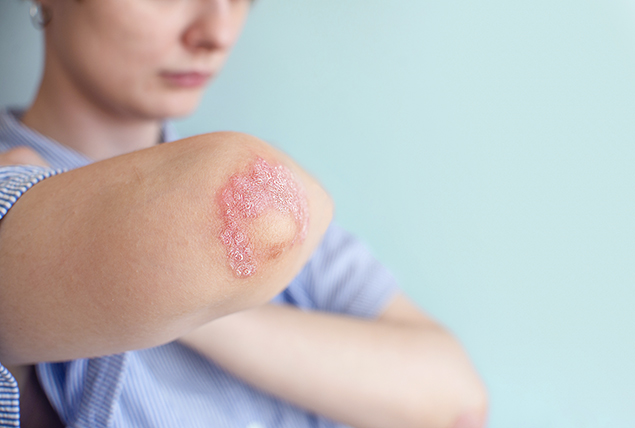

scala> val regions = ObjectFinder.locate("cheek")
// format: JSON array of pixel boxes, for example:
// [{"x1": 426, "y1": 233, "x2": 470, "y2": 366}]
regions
[
  {"x1": 70, "y1": 3, "x2": 184, "y2": 88},
  {"x1": 97, "y1": 11, "x2": 180, "y2": 73},
  {"x1": 53, "y1": 2, "x2": 194, "y2": 117}
]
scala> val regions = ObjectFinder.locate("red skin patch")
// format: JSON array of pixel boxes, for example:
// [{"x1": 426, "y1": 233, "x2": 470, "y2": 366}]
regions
[{"x1": 219, "y1": 157, "x2": 309, "y2": 277}]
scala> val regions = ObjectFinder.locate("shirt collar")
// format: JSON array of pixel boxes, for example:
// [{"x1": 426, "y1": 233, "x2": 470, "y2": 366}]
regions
[{"x1": 1, "y1": 108, "x2": 179, "y2": 169}]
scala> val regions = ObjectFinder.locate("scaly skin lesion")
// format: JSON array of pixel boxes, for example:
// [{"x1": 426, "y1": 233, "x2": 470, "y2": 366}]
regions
[{"x1": 217, "y1": 156, "x2": 309, "y2": 277}]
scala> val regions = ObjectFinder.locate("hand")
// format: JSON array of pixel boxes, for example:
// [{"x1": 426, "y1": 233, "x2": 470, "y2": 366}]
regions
[{"x1": 0, "y1": 147, "x2": 49, "y2": 167}]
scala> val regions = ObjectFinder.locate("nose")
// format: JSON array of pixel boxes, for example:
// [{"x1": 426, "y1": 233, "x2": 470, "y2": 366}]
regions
[{"x1": 182, "y1": 0, "x2": 244, "y2": 52}]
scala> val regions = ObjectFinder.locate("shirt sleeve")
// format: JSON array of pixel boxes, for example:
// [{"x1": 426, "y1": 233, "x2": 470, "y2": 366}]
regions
[
  {"x1": 273, "y1": 222, "x2": 401, "y2": 319},
  {"x1": 0, "y1": 166, "x2": 63, "y2": 427},
  {"x1": 0, "y1": 165, "x2": 64, "y2": 220},
  {"x1": 0, "y1": 365, "x2": 19, "y2": 427}
]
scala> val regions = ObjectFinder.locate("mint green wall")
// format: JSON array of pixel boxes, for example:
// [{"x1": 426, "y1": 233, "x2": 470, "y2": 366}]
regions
[{"x1": 2, "y1": 1, "x2": 634, "y2": 426}]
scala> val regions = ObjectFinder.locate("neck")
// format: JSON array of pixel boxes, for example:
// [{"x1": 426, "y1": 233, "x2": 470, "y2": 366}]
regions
[{"x1": 22, "y1": 51, "x2": 163, "y2": 162}]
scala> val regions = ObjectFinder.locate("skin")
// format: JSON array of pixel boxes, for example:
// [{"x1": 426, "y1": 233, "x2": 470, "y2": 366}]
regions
[
  {"x1": 218, "y1": 156, "x2": 310, "y2": 277},
  {"x1": 181, "y1": 296, "x2": 489, "y2": 428},
  {"x1": 23, "y1": 0, "x2": 252, "y2": 160},
  {"x1": 0, "y1": 132, "x2": 332, "y2": 364},
  {"x1": 1, "y1": 0, "x2": 488, "y2": 427}
]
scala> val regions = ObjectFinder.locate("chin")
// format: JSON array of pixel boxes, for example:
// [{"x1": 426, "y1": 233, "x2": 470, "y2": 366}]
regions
[
  {"x1": 148, "y1": 101, "x2": 199, "y2": 120},
  {"x1": 143, "y1": 93, "x2": 203, "y2": 120}
]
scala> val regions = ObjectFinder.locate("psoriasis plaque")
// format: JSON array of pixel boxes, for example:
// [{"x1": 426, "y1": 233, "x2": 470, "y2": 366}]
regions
[{"x1": 218, "y1": 157, "x2": 309, "y2": 277}]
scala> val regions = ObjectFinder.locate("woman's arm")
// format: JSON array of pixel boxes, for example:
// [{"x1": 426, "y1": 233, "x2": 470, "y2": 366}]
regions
[
  {"x1": 179, "y1": 295, "x2": 488, "y2": 428},
  {"x1": 0, "y1": 132, "x2": 333, "y2": 365}
]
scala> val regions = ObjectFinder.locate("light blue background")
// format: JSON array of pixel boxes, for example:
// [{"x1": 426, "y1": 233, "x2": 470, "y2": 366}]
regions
[{"x1": 2, "y1": 0, "x2": 634, "y2": 427}]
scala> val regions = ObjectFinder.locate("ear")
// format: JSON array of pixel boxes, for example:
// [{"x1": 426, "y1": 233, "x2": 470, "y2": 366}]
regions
[{"x1": 29, "y1": 0, "x2": 53, "y2": 29}]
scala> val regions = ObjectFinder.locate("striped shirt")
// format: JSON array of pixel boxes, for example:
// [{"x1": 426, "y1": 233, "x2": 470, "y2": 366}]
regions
[
  {"x1": 0, "y1": 365, "x2": 19, "y2": 428},
  {"x1": 0, "y1": 108, "x2": 399, "y2": 428}
]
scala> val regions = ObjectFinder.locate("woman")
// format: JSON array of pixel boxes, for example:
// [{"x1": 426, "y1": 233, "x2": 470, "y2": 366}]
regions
[{"x1": 0, "y1": 1, "x2": 487, "y2": 427}]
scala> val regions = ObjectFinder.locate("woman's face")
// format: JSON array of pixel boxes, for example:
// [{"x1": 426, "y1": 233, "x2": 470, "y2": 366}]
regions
[{"x1": 42, "y1": 0, "x2": 252, "y2": 119}]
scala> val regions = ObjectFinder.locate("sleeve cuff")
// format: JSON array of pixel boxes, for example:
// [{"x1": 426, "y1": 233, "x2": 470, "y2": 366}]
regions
[{"x1": 0, "y1": 166, "x2": 65, "y2": 220}]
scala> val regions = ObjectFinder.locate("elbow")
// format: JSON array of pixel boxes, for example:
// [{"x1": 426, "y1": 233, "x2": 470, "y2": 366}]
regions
[
  {"x1": 201, "y1": 132, "x2": 333, "y2": 308},
  {"x1": 451, "y1": 383, "x2": 489, "y2": 428},
  {"x1": 405, "y1": 331, "x2": 489, "y2": 428},
  {"x1": 408, "y1": 384, "x2": 488, "y2": 428},
  {"x1": 216, "y1": 155, "x2": 311, "y2": 278},
  {"x1": 437, "y1": 357, "x2": 488, "y2": 428},
  {"x1": 443, "y1": 336, "x2": 489, "y2": 428},
  {"x1": 121, "y1": 131, "x2": 333, "y2": 337}
]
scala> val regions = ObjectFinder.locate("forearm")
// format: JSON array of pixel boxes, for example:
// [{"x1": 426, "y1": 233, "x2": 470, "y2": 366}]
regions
[
  {"x1": 0, "y1": 132, "x2": 332, "y2": 364},
  {"x1": 180, "y1": 298, "x2": 488, "y2": 428}
]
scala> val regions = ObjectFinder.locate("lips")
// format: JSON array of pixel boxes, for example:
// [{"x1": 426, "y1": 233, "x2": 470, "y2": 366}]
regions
[{"x1": 160, "y1": 71, "x2": 212, "y2": 88}]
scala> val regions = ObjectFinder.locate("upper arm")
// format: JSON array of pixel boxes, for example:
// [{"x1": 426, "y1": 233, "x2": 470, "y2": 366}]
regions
[{"x1": 0, "y1": 132, "x2": 332, "y2": 364}]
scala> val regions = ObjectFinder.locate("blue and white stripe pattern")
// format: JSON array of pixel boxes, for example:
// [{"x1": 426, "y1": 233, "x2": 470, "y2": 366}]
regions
[
  {"x1": 0, "y1": 109, "x2": 66, "y2": 428},
  {"x1": 0, "y1": 166, "x2": 63, "y2": 218},
  {"x1": 0, "y1": 366, "x2": 19, "y2": 428},
  {"x1": 0, "y1": 108, "x2": 400, "y2": 427}
]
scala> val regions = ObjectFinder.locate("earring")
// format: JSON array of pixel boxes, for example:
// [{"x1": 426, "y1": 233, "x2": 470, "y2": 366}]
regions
[{"x1": 29, "y1": 2, "x2": 52, "y2": 30}]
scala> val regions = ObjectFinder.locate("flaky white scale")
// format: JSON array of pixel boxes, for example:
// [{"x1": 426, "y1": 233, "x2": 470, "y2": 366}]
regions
[{"x1": 219, "y1": 157, "x2": 309, "y2": 277}]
